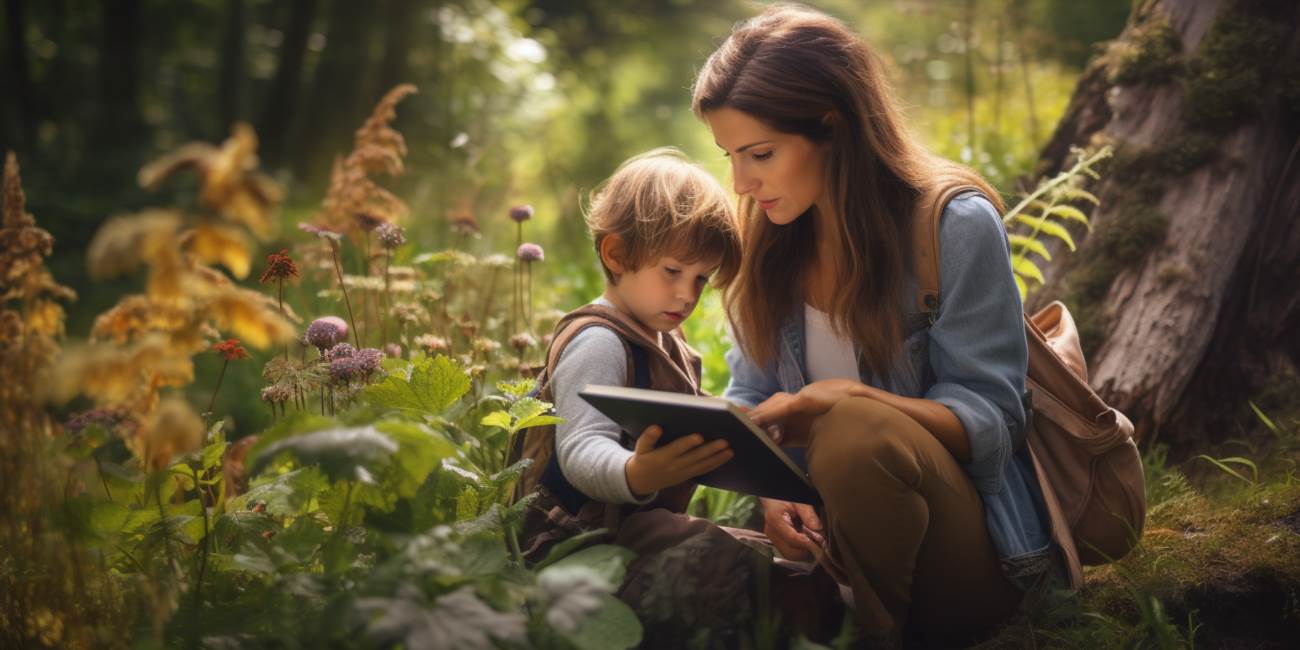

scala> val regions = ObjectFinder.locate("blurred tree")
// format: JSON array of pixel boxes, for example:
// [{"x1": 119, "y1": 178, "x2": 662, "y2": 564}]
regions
[
  {"x1": 259, "y1": 0, "x2": 319, "y2": 169},
  {"x1": 3, "y1": 0, "x2": 35, "y2": 151},
  {"x1": 95, "y1": 0, "x2": 144, "y2": 151},
  {"x1": 295, "y1": 0, "x2": 377, "y2": 184},
  {"x1": 218, "y1": 0, "x2": 247, "y2": 130}
]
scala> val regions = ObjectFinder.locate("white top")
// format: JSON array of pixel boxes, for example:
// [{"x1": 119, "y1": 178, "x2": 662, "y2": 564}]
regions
[{"x1": 804, "y1": 303, "x2": 860, "y2": 382}]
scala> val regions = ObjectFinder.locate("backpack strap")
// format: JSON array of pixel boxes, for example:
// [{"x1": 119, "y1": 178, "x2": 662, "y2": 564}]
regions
[
  {"x1": 912, "y1": 181, "x2": 985, "y2": 319},
  {"x1": 911, "y1": 180, "x2": 1031, "y2": 451}
]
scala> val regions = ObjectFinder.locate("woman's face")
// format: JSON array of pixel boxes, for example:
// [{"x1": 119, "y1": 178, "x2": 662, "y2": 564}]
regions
[{"x1": 704, "y1": 107, "x2": 830, "y2": 226}]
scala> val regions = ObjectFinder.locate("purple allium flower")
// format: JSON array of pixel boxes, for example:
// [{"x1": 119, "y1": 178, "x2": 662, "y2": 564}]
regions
[
  {"x1": 306, "y1": 318, "x2": 345, "y2": 350},
  {"x1": 509, "y1": 205, "x2": 534, "y2": 223},
  {"x1": 355, "y1": 348, "x2": 383, "y2": 374},
  {"x1": 517, "y1": 243, "x2": 544, "y2": 262},
  {"x1": 329, "y1": 355, "x2": 365, "y2": 382},
  {"x1": 384, "y1": 343, "x2": 402, "y2": 358},
  {"x1": 324, "y1": 342, "x2": 357, "y2": 361},
  {"x1": 376, "y1": 222, "x2": 406, "y2": 250}
]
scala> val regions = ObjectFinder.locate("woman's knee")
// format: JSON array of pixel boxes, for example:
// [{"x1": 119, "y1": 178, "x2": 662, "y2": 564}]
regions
[{"x1": 807, "y1": 397, "x2": 925, "y2": 486}]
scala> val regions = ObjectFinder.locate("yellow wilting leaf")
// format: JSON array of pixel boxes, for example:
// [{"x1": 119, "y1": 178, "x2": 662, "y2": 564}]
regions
[
  {"x1": 91, "y1": 295, "x2": 194, "y2": 343},
  {"x1": 138, "y1": 396, "x2": 204, "y2": 471},
  {"x1": 86, "y1": 210, "x2": 183, "y2": 280},
  {"x1": 47, "y1": 334, "x2": 194, "y2": 407},
  {"x1": 136, "y1": 123, "x2": 283, "y2": 240},
  {"x1": 184, "y1": 222, "x2": 253, "y2": 279},
  {"x1": 204, "y1": 285, "x2": 296, "y2": 349}
]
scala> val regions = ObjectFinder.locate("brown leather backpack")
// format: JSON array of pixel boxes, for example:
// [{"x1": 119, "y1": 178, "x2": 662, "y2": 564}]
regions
[{"x1": 913, "y1": 180, "x2": 1146, "y2": 589}]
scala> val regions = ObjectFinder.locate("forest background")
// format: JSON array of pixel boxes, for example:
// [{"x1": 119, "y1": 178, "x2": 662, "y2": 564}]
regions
[{"x1": 4, "y1": 0, "x2": 1299, "y2": 648}]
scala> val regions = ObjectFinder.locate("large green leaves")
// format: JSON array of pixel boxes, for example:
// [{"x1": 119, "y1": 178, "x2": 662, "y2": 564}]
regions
[
  {"x1": 356, "y1": 584, "x2": 528, "y2": 650},
  {"x1": 250, "y1": 425, "x2": 398, "y2": 484},
  {"x1": 364, "y1": 354, "x2": 471, "y2": 416}
]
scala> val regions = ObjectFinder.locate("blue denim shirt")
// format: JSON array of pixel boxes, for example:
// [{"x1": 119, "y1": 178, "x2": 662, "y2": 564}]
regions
[{"x1": 723, "y1": 193, "x2": 1054, "y2": 587}]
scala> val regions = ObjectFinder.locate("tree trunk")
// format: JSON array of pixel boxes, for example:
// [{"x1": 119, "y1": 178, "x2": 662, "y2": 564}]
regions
[
  {"x1": 95, "y1": 0, "x2": 143, "y2": 148},
  {"x1": 259, "y1": 0, "x2": 318, "y2": 170},
  {"x1": 218, "y1": 0, "x2": 247, "y2": 133},
  {"x1": 373, "y1": 0, "x2": 416, "y2": 101},
  {"x1": 294, "y1": 0, "x2": 375, "y2": 184},
  {"x1": 3, "y1": 0, "x2": 35, "y2": 150},
  {"x1": 1026, "y1": 0, "x2": 1300, "y2": 447}
]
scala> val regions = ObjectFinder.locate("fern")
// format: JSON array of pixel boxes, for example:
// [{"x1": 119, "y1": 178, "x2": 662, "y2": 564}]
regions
[{"x1": 1003, "y1": 146, "x2": 1113, "y2": 300}]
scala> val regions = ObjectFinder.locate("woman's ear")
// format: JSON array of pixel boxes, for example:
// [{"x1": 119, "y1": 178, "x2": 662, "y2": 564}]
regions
[{"x1": 599, "y1": 234, "x2": 627, "y2": 275}]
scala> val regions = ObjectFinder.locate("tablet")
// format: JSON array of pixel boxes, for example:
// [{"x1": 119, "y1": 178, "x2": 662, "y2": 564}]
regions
[{"x1": 577, "y1": 384, "x2": 821, "y2": 505}]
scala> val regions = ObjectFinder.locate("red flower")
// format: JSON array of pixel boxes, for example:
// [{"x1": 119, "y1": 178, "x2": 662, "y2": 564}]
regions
[
  {"x1": 212, "y1": 338, "x2": 250, "y2": 361},
  {"x1": 259, "y1": 249, "x2": 300, "y2": 284}
]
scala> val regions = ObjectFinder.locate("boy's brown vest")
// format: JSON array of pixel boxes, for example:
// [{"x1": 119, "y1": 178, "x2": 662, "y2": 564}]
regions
[{"x1": 509, "y1": 303, "x2": 702, "y2": 537}]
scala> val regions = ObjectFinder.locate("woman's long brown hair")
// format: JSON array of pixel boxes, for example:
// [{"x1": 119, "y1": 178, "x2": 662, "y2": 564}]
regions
[{"x1": 692, "y1": 3, "x2": 1001, "y2": 381}]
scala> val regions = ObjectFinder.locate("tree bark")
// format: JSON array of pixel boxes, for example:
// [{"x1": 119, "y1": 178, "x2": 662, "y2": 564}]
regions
[
  {"x1": 259, "y1": 0, "x2": 318, "y2": 169},
  {"x1": 95, "y1": 0, "x2": 143, "y2": 148},
  {"x1": 218, "y1": 0, "x2": 247, "y2": 133},
  {"x1": 4, "y1": 0, "x2": 35, "y2": 150},
  {"x1": 1026, "y1": 0, "x2": 1300, "y2": 447},
  {"x1": 373, "y1": 0, "x2": 416, "y2": 101},
  {"x1": 295, "y1": 0, "x2": 375, "y2": 184}
]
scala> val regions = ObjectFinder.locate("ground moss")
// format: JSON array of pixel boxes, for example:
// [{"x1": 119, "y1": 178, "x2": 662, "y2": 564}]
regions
[{"x1": 1108, "y1": 15, "x2": 1184, "y2": 86}]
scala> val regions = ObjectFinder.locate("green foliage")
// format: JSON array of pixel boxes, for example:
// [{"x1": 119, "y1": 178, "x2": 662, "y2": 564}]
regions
[
  {"x1": 689, "y1": 486, "x2": 757, "y2": 528},
  {"x1": 363, "y1": 354, "x2": 472, "y2": 416},
  {"x1": 1003, "y1": 146, "x2": 1112, "y2": 300}
]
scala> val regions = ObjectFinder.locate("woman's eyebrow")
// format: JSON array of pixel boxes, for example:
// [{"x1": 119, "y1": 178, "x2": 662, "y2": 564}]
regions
[{"x1": 716, "y1": 140, "x2": 774, "y2": 153}]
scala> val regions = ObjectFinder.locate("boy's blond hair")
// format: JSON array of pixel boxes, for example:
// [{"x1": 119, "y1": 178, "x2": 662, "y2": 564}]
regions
[{"x1": 584, "y1": 147, "x2": 740, "y2": 286}]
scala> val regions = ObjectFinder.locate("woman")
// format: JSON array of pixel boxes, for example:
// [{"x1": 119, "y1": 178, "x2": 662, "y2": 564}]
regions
[{"x1": 693, "y1": 4, "x2": 1057, "y2": 645}]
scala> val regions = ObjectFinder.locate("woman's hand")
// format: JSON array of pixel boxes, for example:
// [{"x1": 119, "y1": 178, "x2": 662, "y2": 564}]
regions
[
  {"x1": 761, "y1": 498, "x2": 824, "y2": 561},
  {"x1": 624, "y1": 425, "x2": 733, "y2": 498},
  {"x1": 749, "y1": 380, "x2": 874, "y2": 445}
]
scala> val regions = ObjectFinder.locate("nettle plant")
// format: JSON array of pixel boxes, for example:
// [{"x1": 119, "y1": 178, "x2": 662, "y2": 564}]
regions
[{"x1": 7, "y1": 86, "x2": 646, "y2": 649}]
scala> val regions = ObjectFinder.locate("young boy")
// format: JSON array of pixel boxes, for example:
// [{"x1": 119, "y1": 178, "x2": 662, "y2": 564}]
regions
[
  {"x1": 512, "y1": 148, "x2": 845, "y2": 646},
  {"x1": 513, "y1": 147, "x2": 741, "y2": 538}
]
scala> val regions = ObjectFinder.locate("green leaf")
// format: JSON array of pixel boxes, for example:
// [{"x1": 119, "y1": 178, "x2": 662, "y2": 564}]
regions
[
  {"x1": 363, "y1": 355, "x2": 471, "y2": 416},
  {"x1": 356, "y1": 584, "x2": 527, "y2": 650},
  {"x1": 479, "y1": 411, "x2": 512, "y2": 431},
  {"x1": 1014, "y1": 214, "x2": 1076, "y2": 251},
  {"x1": 455, "y1": 486, "x2": 481, "y2": 520},
  {"x1": 373, "y1": 420, "x2": 459, "y2": 498},
  {"x1": 508, "y1": 397, "x2": 550, "y2": 426},
  {"x1": 1196, "y1": 454, "x2": 1259, "y2": 485},
  {"x1": 1012, "y1": 257, "x2": 1046, "y2": 285},
  {"x1": 533, "y1": 528, "x2": 611, "y2": 572},
  {"x1": 251, "y1": 425, "x2": 398, "y2": 484},
  {"x1": 1060, "y1": 187, "x2": 1100, "y2": 205},
  {"x1": 1047, "y1": 204, "x2": 1091, "y2": 227},
  {"x1": 496, "y1": 378, "x2": 537, "y2": 400},
  {"x1": 560, "y1": 593, "x2": 643, "y2": 650},
  {"x1": 1248, "y1": 401, "x2": 1282, "y2": 437},
  {"x1": 515, "y1": 415, "x2": 563, "y2": 431},
  {"x1": 547, "y1": 544, "x2": 634, "y2": 587},
  {"x1": 1009, "y1": 234, "x2": 1052, "y2": 262},
  {"x1": 1014, "y1": 274, "x2": 1028, "y2": 301},
  {"x1": 235, "y1": 466, "x2": 328, "y2": 517}
]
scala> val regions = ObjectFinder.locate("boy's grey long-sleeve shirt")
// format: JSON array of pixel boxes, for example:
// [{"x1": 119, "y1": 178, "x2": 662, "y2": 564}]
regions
[{"x1": 550, "y1": 297, "x2": 659, "y2": 505}]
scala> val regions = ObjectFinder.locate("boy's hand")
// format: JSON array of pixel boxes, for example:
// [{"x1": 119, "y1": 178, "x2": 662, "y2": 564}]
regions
[{"x1": 625, "y1": 425, "x2": 733, "y2": 498}]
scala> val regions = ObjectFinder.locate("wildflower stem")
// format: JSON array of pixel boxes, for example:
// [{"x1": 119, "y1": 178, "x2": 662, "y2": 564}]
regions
[
  {"x1": 206, "y1": 359, "x2": 229, "y2": 421},
  {"x1": 480, "y1": 265, "x2": 500, "y2": 334},
  {"x1": 279, "y1": 279, "x2": 288, "y2": 361},
  {"x1": 330, "y1": 242, "x2": 362, "y2": 348},
  {"x1": 382, "y1": 251, "x2": 391, "y2": 348},
  {"x1": 191, "y1": 464, "x2": 210, "y2": 608},
  {"x1": 514, "y1": 222, "x2": 522, "y2": 333}
]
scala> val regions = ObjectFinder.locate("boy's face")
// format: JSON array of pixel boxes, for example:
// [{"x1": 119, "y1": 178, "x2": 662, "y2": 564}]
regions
[{"x1": 606, "y1": 254, "x2": 717, "y2": 333}]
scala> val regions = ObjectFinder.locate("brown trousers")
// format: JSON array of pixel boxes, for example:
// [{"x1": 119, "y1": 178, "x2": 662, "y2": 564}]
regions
[{"x1": 808, "y1": 396, "x2": 1023, "y2": 644}]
